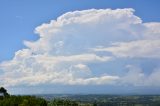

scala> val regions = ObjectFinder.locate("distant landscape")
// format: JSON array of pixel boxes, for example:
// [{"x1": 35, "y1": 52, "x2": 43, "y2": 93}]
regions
[
  {"x1": 1, "y1": 87, "x2": 160, "y2": 106},
  {"x1": 39, "y1": 94, "x2": 160, "y2": 106}
]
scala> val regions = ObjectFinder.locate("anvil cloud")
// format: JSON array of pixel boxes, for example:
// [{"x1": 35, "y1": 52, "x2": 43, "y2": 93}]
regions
[{"x1": 0, "y1": 8, "x2": 160, "y2": 88}]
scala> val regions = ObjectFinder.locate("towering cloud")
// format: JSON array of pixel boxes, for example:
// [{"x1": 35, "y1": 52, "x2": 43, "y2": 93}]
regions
[{"x1": 0, "y1": 8, "x2": 160, "y2": 89}]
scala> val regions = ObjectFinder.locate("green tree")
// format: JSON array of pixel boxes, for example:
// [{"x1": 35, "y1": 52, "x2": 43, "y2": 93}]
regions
[
  {"x1": 0, "y1": 87, "x2": 10, "y2": 97},
  {"x1": 0, "y1": 87, "x2": 7, "y2": 93}
]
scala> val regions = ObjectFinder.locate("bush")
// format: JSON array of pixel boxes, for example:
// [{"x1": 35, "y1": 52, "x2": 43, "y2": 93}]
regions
[{"x1": 0, "y1": 95, "x2": 47, "y2": 106}]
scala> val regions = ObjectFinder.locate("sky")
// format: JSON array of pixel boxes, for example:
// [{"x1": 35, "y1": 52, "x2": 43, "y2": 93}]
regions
[{"x1": 0, "y1": 0, "x2": 160, "y2": 94}]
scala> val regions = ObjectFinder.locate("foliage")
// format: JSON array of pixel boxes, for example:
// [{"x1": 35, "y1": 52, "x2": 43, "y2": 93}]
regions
[
  {"x1": 0, "y1": 87, "x2": 7, "y2": 94},
  {"x1": 48, "y1": 99, "x2": 79, "y2": 106},
  {"x1": 0, "y1": 95, "x2": 47, "y2": 106},
  {"x1": 0, "y1": 87, "x2": 9, "y2": 97}
]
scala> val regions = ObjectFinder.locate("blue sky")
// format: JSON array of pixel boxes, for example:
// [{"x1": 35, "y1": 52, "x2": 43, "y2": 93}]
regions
[{"x1": 0, "y1": 0, "x2": 160, "y2": 94}]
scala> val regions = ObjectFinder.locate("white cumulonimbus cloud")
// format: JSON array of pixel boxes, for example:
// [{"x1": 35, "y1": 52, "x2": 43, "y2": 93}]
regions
[{"x1": 0, "y1": 8, "x2": 160, "y2": 87}]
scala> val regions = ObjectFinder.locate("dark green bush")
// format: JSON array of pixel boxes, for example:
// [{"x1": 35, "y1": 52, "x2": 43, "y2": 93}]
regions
[{"x1": 0, "y1": 95, "x2": 47, "y2": 106}]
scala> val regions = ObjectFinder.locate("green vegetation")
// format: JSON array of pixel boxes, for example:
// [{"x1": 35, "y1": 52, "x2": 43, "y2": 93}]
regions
[
  {"x1": 0, "y1": 95, "x2": 47, "y2": 106},
  {"x1": 0, "y1": 87, "x2": 47, "y2": 106},
  {"x1": 0, "y1": 87, "x2": 93, "y2": 106},
  {"x1": 48, "y1": 99, "x2": 94, "y2": 106},
  {"x1": 1, "y1": 87, "x2": 160, "y2": 106},
  {"x1": 0, "y1": 87, "x2": 9, "y2": 97},
  {"x1": 48, "y1": 99, "x2": 79, "y2": 106}
]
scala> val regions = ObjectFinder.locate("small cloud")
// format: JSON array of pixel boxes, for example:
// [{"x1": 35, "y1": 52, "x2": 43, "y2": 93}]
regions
[{"x1": 15, "y1": 15, "x2": 23, "y2": 20}]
